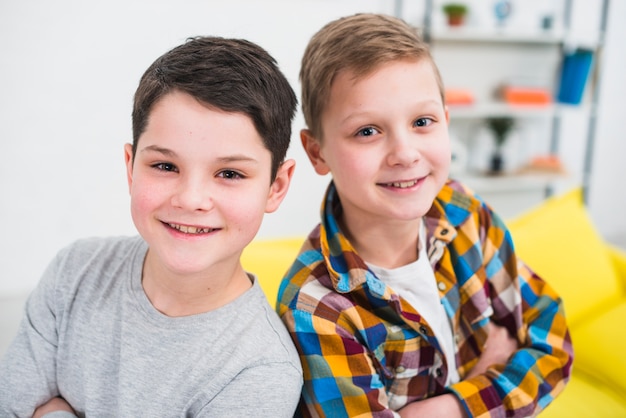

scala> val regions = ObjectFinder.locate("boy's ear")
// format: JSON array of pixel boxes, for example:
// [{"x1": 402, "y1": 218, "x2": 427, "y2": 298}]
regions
[
  {"x1": 300, "y1": 129, "x2": 330, "y2": 175},
  {"x1": 265, "y1": 159, "x2": 296, "y2": 214},
  {"x1": 444, "y1": 105, "x2": 450, "y2": 124},
  {"x1": 124, "y1": 143, "x2": 134, "y2": 192}
]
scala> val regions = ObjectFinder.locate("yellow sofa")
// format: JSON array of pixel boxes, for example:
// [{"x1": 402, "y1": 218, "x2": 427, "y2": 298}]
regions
[
  {"x1": 507, "y1": 189, "x2": 626, "y2": 417},
  {"x1": 241, "y1": 188, "x2": 626, "y2": 417}
]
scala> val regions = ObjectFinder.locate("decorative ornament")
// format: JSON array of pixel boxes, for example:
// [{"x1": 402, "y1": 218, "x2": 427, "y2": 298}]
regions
[{"x1": 494, "y1": 0, "x2": 512, "y2": 26}]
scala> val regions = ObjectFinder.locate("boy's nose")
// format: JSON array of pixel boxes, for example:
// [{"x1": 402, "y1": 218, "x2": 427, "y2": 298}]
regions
[
  {"x1": 386, "y1": 131, "x2": 420, "y2": 167},
  {"x1": 171, "y1": 177, "x2": 214, "y2": 211}
]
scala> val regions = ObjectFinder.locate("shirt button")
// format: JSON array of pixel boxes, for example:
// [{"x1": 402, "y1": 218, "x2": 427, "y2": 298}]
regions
[
  {"x1": 437, "y1": 281, "x2": 446, "y2": 291},
  {"x1": 396, "y1": 366, "x2": 406, "y2": 374}
]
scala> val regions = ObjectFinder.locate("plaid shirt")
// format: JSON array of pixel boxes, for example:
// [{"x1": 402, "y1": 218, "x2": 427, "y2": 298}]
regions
[{"x1": 277, "y1": 180, "x2": 572, "y2": 418}]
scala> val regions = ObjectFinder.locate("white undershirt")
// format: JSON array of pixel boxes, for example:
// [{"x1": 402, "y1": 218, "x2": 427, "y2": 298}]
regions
[{"x1": 366, "y1": 221, "x2": 460, "y2": 385}]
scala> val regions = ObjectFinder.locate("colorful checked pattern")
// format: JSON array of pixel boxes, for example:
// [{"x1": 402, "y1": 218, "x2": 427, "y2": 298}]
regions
[{"x1": 278, "y1": 180, "x2": 572, "y2": 417}]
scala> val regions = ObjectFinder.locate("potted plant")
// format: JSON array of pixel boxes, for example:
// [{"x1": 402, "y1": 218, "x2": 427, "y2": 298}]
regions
[
  {"x1": 486, "y1": 116, "x2": 514, "y2": 173},
  {"x1": 442, "y1": 3, "x2": 468, "y2": 26}
]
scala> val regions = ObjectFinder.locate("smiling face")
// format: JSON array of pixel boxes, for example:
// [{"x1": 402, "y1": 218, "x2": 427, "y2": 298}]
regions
[
  {"x1": 302, "y1": 58, "x2": 450, "y2": 237},
  {"x1": 125, "y1": 90, "x2": 293, "y2": 281}
]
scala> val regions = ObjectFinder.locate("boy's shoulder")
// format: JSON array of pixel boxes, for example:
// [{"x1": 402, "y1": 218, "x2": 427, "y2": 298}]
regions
[
  {"x1": 58, "y1": 235, "x2": 144, "y2": 259},
  {"x1": 50, "y1": 235, "x2": 145, "y2": 288},
  {"x1": 236, "y1": 280, "x2": 302, "y2": 363},
  {"x1": 435, "y1": 179, "x2": 483, "y2": 211},
  {"x1": 430, "y1": 179, "x2": 498, "y2": 225}
]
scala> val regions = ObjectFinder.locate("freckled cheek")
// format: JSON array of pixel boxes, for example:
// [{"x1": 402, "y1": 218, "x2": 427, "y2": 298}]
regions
[
  {"x1": 440, "y1": 143, "x2": 453, "y2": 168},
  {"x1": 129, "y1": 194, "x2": 152, "y2": 233},
  {"x1": 331, "y1": 151, "x2": 372, "y2": 178},
  {"x1": 129, "y1": 185, "x2": 165, "y2": 217},
  {"x1": 220, "y1": 190, "x2": 267, "y2": 221},
  {"x1": 437, "y1": 149, "x2": 452, "y2": 169},
  {"x1": 426, "y1": 140, "x2": 451, "y2": 166},
  {"x1": 430, "y1": 144, "x2": 452, "y2": 183}
]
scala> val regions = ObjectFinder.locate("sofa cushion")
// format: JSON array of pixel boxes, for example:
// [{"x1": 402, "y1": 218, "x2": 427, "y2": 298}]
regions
[
  {"x1": 569, "y1": 302, "x2": 626, "y2": 396},
  {"x1": 539, "y1": 371, "x2": 626, "y2": 417},
  {"x1": 507, "y1": 188, "x2": 622, "y2": 326},
  {"x1": 241, "y1": 237, "x2": 303, "y2": 304}
]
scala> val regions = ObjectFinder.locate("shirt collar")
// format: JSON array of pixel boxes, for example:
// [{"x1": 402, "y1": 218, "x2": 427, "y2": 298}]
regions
[{"x1": 318, "y1": 180, "x2": 481, "y2": 294}]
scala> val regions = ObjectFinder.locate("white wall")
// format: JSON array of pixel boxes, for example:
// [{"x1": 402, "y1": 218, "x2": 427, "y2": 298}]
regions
[
  {"x1": 588, "y1": 0, "x2": 626, "y2": 244},
  {"x1": 1, "y1": 0, "x2": 624, "y2": 297},
  {"x1": 0, "y1": 0, "x2": 392, "y2": 296}
]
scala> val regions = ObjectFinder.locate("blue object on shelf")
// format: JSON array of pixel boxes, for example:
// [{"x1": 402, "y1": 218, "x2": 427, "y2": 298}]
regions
[
  {"x1": 494, "y1": 0, "x2": 512, "y2": 26},
  {"x1": 557, "y1": 48, "x2": 594, "y2": 105}
]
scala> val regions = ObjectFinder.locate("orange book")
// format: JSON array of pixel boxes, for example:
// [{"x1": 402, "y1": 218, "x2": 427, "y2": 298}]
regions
[
  {"x1": 503, "y1": 86, "x2": 552, "y2": 105},
  {"x1": 445, "y1": 88, "x2": 474, "y2": 105},
  {"x1": 518, "y1": 155, "x2": 567, "y2": 175}
]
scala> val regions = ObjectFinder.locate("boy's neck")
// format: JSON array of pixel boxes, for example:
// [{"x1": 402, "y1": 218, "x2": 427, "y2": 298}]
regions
[
  {"x1": 339, "y1": 214, "x2": 421, "y2": 269},
  {"x1": 140, "y1": 252, "x2": 252, "y2": 317}
]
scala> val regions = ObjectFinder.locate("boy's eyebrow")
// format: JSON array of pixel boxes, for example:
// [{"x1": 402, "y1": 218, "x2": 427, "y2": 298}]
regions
[
  {"x1": 344, "y1": 99, "x2": 443, "y2": 117},
  {"x1": 216, "y1": 155, "x2": 258, "y2": 164},
  {"x1": 418, "y1": 98, "x2": 444, "y2": 107},
  {"x1": 140, "y1": 145, "x2": 258, "y2": 163},
  {"x1": 140, "y1": 144, "x2": 176, "y2": 157},
  {"x1": 340, "y1": 98, "x2": 444, "y2": 122},
  {"x1": 401, "y1": 98, "x2": 445, "y2": 109}
]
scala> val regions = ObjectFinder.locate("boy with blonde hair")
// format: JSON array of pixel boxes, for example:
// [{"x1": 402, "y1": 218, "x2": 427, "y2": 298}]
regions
[
  {"x1": 0, "y1": 36, "x2": 302, "y2": 417},
  {"x1": 278, "y1": 13, "x2": 572, "y2": 417}
]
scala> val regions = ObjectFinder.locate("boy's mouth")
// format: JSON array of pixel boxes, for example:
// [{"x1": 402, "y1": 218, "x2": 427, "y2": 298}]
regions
[
  {"x1": 380, "y1": 179, "x2": 419, "y2": 189},
  {"x1": 166, "y1": 223, "x2": 216, "y2": 234}
]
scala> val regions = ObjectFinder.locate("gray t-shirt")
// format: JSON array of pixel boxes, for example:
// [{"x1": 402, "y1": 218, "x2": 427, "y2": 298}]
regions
[{"x1": 0, "y1": 236, "x2": 302, "y2": 417}]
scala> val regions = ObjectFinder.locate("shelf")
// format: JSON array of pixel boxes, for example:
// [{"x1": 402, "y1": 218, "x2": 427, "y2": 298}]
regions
[
  {"x1": 416, "y1": 0, "x2": 607, "y2": 211},
  {"x1": 429, "y1": 27, "x2": 565, "y2": 44},
  {"x1": 447, "y1": 102, "x2": 557, "y2": 119}
]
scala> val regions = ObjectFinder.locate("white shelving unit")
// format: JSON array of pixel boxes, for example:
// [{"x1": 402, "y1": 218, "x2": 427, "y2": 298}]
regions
[
  {"x1": 433, "y1": 23, "x2": 567, "y2": 217},
  {"x1": 448, "y1": 103, "x2": 559, "y2": 119},
  {"x1": 392, "y1": 0, "x2": 608, "y2": 218},
  {"x1": 428, "y1": 27, "x2": 567, "y2": 44}
]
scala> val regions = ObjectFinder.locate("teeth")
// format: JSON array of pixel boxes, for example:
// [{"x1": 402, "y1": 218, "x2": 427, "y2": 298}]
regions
[
  {"x1": 390, "y1": 180, "x2": 417, "y2": 188},
  {"x1": 168, "y1": 223, "x2": 213, "y2": 234}
]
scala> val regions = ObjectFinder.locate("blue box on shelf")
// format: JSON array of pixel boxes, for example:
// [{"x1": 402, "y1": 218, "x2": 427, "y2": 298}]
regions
[{"x1": 557, "y1": 48, "x2": 594, "y2": 105}]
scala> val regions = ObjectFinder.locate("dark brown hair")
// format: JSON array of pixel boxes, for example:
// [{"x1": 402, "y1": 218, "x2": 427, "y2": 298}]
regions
[{"x1": 132, "y1": 36, "x2": 297, "y2": 181}]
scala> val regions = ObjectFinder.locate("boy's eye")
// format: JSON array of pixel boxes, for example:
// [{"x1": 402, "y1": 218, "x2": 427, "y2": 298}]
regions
[
  {"x1": 414, "y1": 117, "x2": 434, "y2": 127},
  {"x1": 152, "y1": 162, "x2": 178, "y2": 172},
  {"x1": 217, "y1": 170, "x2": 244, "y2": 180},
  {"x1": 356, "y1": 126, "x2": 379, "y2": 137}
]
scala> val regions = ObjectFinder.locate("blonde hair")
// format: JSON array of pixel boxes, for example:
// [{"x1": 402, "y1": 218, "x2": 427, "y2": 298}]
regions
[{"x1": 300, "y1": 13, "x2": 445, "y2": 139}]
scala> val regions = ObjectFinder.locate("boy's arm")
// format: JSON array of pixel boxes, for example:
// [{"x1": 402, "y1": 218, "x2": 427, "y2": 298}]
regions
[
  {"x1": 195, "y1": 361, "x2": 302, "y2": 417},
  {"x1": 281, "y1": 295, "x2": 510, "y2": 418},
  {"x1": 447, "y1": 215, "x2": 573, "y2": 417},
  {"x1": 33, "y1": 397, "x2": 76, "y2": 418},
  {"x1": 463, "y1": 322, "x2": 519, "y2": 380},
  {"x1": 397, "y1": 323, "x2": 517, "y2": 418},
  {"x1": 281, "y1": 308, "x2": 397, "y2": 418},
  {"x1": 0, "y1": 257, "x2": 65, "y2": 417}
]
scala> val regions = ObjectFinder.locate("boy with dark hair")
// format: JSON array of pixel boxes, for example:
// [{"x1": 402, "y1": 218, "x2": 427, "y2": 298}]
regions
[
  {"x1": 0, "y1": 36, "x2": 302, "y2": 417},
  {"x1": 278, "y1": 13, "x2": 572, "y2": 417}
]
